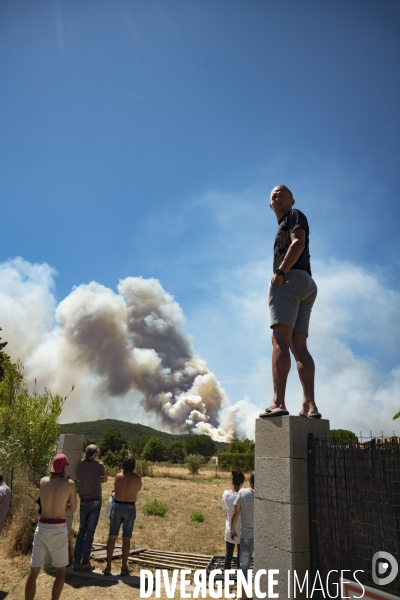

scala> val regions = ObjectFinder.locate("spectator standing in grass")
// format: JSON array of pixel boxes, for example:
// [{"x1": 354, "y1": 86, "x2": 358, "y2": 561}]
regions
[
  {"x1": 104, "y1": 455, "x2": 142, "y2": 577},
  {"x1": 230, "y1": 471, "x2": 255, "y2": 599},
  {"x1": 73, "y1": 444, "x2": 107, "y2": 571},
  {"x1": 222, "y1": 469, "x2": 244, "y2": 570},
  {"x1": 0, "y1": 472, "x2": 11, "y2": 534},
  {"x1": 25, "y1": 454, "x2": 76, "y2": 600}
]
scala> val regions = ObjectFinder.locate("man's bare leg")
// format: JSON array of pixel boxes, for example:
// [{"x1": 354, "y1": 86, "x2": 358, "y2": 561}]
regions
[
  {"x1": 105, "y1": 535, "x2": 117, "y2": 573},
  {"x1": 25, "y1": 567, "x2": 41, "y2": 600},
  {"x1": 121, "y1": 537, "x2": 131, "y2": 571},
  {"x1": 290, "y1": 332, "x2": 319, "y2": 415},
  {"x1": 269, "y1": 324, "x2": 293, "y2": 410},
  {"x1": 51, "y1": 567, "x2": 66, "y2": 600}
]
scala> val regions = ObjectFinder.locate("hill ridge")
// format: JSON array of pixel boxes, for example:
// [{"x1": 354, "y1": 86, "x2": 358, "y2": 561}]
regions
[{"x1": 59, "y1": 419, "x2": 229, "y2": 453}]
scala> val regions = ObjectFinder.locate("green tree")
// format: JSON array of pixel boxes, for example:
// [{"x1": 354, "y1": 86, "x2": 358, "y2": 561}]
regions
[
  {"x1": 141, "y1": 437, "x2": 168, "y2": 462},
  {"x1": 227, "y1": 439, "x2": 255, "y2": 453},
  {"x1": 130, "y1": 435, "x2": 150, "y2": 459},
  {"x1": 99, "y1": 428, "x2": 129, "y2": 456},
  {"x1": 167, "y1": 441, "x2": 186, "y2": 464},
  {"x1": 0, "y1": 359, "x2": 68, "y2": 476},
  {"x1": 184, "y1": 434, "x2": 216, "y2": 458},
  {"x1": 330, "y1": 429, "x2": 358, "y2": 444},
  {"x1": 0, "y1": 328, "x2": 10, "y2": 382}
]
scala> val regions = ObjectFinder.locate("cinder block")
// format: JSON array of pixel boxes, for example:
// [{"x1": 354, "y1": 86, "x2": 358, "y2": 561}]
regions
[
  {"x1": 255, "y1": 457, "x2": 308, "y2": 505},
  {"x1": 57, "y1": 434, "x2": 85, "y2": 451},
  {"x1": 256, "y1": 415, "x2": 330, "y2": 459},
  {"x1": 66, "y1": 463, "x2": 80, "y2": 481},
  {"x1": 254, "y1": 497, "x2": 309, "y2": 553},
  {"x1": 253, "y1": 543, "x2": 310, "y2": 599}
]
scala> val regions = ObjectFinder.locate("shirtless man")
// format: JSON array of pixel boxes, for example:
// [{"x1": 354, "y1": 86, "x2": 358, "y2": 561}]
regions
[
  {"x1": 25, "y1": 454, "x2": 77, "y2": 600},
  {"x1": 104, "y1": 455, "x2": 142, "y2": 576}
]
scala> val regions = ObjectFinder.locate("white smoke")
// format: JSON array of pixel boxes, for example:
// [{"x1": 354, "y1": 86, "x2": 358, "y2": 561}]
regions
[{"x1": 0, "y1": 258, "x2": 241, "y2": 442}]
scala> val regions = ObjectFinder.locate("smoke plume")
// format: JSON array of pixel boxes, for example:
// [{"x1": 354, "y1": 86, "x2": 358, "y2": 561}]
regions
[{"x1": 0, "y1": 258, "x2": 240, "y2": 441}]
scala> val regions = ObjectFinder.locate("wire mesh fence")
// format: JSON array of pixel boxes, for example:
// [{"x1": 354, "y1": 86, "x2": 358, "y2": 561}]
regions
[{"x1": 308, "y1": 434, "x2": 400, "y2": 596}]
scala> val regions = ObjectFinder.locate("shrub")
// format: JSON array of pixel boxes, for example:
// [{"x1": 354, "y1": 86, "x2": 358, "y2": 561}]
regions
[
  {"x1": 102, "y1": 448, "x2": 127, "y2": 470},
  {"x1": 186, "y1": 454, "x2": 203, "y2": 476},
  {"x1": 135, "y1": 460, "x2": 154, "y2": 477},
  {"x1": 218, "y1": 452, "x2": 255, "y2": 472},
  {"x1": 190, "y1": 509, "x2": 205, "y2": 523},
  {"x1": 142, "y1": 499, "x2": 168, "y2": 517}
]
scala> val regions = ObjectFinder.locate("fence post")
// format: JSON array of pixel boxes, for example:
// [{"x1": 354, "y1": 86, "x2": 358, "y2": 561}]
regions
[{"x1": 254, "y1": 416, "x2": 330, "y2": 599}]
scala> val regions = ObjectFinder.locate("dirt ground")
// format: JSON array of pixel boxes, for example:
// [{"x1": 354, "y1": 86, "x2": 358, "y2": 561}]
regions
[{"x1": 0, "y1": 467, "x2": 249, "y2": 599}]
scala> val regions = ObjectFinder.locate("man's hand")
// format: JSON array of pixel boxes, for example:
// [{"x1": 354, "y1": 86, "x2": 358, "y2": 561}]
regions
[{"x1": 273, "y1": 273, "x2": 284, "y2": 288}]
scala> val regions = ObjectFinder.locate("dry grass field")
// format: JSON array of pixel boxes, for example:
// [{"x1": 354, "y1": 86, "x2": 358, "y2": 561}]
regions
[{"x1": 0, "y1": 466, "x2": 251, "y2": 599}]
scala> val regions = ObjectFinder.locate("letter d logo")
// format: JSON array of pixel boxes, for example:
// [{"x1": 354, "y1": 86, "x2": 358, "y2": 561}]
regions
[{"x1": 372, "y1": 552, "x2": 398, "y2": 586}]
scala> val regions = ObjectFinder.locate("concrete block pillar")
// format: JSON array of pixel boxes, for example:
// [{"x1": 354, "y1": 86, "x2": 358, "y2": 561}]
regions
[
  {"x1": 43, "y1": 434, "x2": 84, "y2": 569},
  {"x1": 57, "y1": 434, "x2": 85, "y2": 481},
  {"x1": 254, "y1": 416, "x2": 329, "y2": 598}
]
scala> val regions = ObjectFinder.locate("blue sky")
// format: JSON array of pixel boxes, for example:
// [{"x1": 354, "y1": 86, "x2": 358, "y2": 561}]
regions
[{"x1": 1, "y1": 0, "x2": 399, "y2": 438}]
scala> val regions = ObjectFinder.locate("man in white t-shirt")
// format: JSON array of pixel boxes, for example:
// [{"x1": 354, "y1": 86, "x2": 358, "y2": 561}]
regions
[
  {"x1": 231, "y1": 471, "x2": 255, "y2": 597},
  {"x1": 222, "y1": 468, "x2": 244, "y2": 569}
]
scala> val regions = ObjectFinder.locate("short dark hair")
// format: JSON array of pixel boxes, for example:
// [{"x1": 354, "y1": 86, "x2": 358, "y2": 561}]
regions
[
  {"x1": 122, "y1": 455, "x2": 136, "y2": 473},
  {"x1": 0, "y1": 473, "x2": 3, "y2": 483},
  {"x1": 231, "y1": 468, "x2": 245, "y2": 486},
  {"x1": 271, "y1": 185, "x2": 293, "y2": 199},
  {"x1": 249, "y1": 471, "x2": 255, "y2": 486}
]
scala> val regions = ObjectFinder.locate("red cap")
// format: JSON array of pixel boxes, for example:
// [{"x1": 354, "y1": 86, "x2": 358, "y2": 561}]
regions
[{"x1": 50, "y1": 454, "x2": 68, "y2": 473}]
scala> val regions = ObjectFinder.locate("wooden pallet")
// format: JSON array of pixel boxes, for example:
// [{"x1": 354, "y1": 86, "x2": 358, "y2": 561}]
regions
[
  {"x1": 90, "y1": 545, "x2": 146, "y2": 560},
  {"x1": 128, "y1": 548, "x2": 212, "y2": 570}
]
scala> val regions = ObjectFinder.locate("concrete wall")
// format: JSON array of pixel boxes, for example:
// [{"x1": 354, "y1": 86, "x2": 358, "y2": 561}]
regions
[
  {"x1": 57, "y1": 433, "x2": 85, "y2": 481},
  {"x1": 254, "y1": 416, "x2": 330, "y2": 598}
]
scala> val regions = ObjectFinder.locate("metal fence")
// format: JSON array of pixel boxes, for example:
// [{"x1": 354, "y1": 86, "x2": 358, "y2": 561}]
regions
[{"x1": 308, "y1": 435, "x2": 400, "y2": 596}]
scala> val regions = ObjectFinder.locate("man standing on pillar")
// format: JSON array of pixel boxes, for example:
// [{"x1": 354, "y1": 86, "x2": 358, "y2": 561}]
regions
[{"x1": 259, "y1": 185, "x2": 321, "y2": 419}]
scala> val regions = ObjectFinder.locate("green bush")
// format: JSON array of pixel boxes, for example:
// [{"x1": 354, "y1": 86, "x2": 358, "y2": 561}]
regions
[
  {"x1": 218, "y1": 452, "x2": 255, "y2": 472},
  {"x1": 186, "y1": 453, "x2": 203, "y2": 476},
  {"x1": 190, "y1": 509, "x2": 205, "y2": 523},
  {"x1": 102, "y1": 448, "x2": 127, "y2": 470},
  {"x1": 135, "y1": 460, "x2": 154, "y2": 477},
  {"x1": 142, "y1": 499, "x2": 168, "y2": 517}
]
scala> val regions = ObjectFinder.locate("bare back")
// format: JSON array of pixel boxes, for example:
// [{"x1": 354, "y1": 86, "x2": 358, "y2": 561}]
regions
[
  {"x1": 114, "y1": 472, "x2": 142, "y2": 502},
  {"x1": 40, "y1": 475, "x2": 77, "y2": 519}
]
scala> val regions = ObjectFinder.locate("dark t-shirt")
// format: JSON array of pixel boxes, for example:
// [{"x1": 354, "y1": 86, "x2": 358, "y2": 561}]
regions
[
  {"x1": 273, "y1": 209, "x2": 311, "y2": 276},
  {"x1": 77, "y1": 460, "x2": 106, "y2": 500}
]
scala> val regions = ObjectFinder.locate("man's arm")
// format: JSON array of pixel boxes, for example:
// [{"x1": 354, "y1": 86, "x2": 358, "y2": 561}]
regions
[
  {"x1": 66, "y1": 480, "x2": 77, "y2": 513},
  {"x1": 230, "y1": 505, "x2": 241, "y2": 540},
  {"x1": 273, "y1": 227, "x2": 306, "y2": 288},
  {"x1": 100, "y1": 464, "x2": 108, "y2": 484}
]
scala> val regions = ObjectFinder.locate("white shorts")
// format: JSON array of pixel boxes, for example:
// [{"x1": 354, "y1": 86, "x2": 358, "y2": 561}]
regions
[{"x1": 31, "y1": 522, "x2": 69, "y2": 568}]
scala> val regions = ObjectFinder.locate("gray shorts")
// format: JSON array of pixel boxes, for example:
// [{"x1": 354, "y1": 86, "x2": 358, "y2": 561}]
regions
[
  {"x1": 268, "y1": 269, "x2": 317, "y2": 335},
  {"x1": 30, "y1": 522, "x2": 68, "y2": 569}
]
